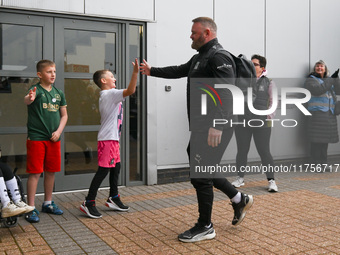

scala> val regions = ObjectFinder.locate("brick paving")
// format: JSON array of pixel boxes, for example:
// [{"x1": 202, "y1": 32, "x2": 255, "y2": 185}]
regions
[{"x1": 1, "y1": 170, "x2": 340, "y2": 254}]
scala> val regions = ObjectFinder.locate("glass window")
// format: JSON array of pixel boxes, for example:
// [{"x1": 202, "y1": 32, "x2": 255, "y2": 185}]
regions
[
  {"x1": 64, "y1": 131, "x2": 98, "y2": 175},
  {"x1": 128, "y1": 25, "x2": 143, "y2": 181},
  {"x1": 0, "y1": 134, "x2": 27, "y2": 176},
  {"x1": 0, "y1": 24, "x2": 42, "y2": 72},
  {"x1": 0, "y1": 77, "x2": 39, "y2": 127},
  {"x1": 64, "y1": 79, "x2": 100, "y2": 126},
  {"x1": 64, "y1": 30, "x2": 116, "y2": 74}
]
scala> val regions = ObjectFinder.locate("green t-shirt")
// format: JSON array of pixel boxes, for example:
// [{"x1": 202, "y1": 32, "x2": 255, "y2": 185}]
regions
[{"x1": 27, "y1": 83, "x2": 67, "y2": 141}]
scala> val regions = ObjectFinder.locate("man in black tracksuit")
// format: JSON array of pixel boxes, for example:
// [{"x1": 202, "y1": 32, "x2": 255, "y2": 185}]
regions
[{"x1": 140, "y1": 17, "x2": 253, "y2": 243}]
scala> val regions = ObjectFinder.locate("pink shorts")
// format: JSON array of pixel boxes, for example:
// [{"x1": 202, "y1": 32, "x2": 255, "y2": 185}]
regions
[
  {"x1": 26, "y1": 140, "x2": 61, "y2": 174},
  {"x1": 97, "y1": 140, "x2": 120, "y2": 168}
]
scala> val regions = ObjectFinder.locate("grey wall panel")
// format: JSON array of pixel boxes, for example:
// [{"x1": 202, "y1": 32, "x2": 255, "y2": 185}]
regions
[
  {"x1": 265, "y1": 0, "x2": 311, "y2": 160},
  {"x1": 152, "y1": 0, "x2": 213, "y2": 166},
  {"x1": 3, "y1": 0, "x2": 84, "y2": 14},
  {"x1": 85, "y1": 0, "x2": 154, "y2": 21},
  {"x1": 266, "y1": 0, "x2": 310, "y2": 79},
  {"x1": 310, "y1": 0, "x2": 340, "y2": 74},
  {"x1": 2, "y1": 0, "x2": 154, "y2": 21},
  {"x1": 215, "y1": 0, "x2": 266, "y2": 163},
  {"x1": 216, "y1": 0, "x2": 265, "y2": 59}
]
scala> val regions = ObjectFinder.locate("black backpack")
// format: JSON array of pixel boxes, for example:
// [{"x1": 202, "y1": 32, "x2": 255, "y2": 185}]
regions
[
  {"x1": 215, "y1": 49, "x2": 256, "y2": 93},
  {"x1": 227, "y1": 51, "x2": 257, "y2": 94},
  {"x1": 215, "y1": 50, "x2": 257, "y2": 120}
]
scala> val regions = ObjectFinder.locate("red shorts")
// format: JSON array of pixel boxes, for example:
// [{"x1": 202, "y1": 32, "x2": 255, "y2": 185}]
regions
[
  {"x1": 98, "y1": 140, "x2": 120, "y2": 168},
  {"x1": 26, "y1": 140, "x2": 61, "y2": 174}
]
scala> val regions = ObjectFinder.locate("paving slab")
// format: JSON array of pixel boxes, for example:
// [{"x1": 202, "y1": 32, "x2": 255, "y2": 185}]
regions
[{"x1": 1, "y1": 170, "x2": 339, "y2": 254}]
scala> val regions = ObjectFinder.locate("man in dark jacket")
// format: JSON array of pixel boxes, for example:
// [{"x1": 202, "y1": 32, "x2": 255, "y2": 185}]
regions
[{"x1": 140, "y1": 17, "x2": 253, "y2": 243}]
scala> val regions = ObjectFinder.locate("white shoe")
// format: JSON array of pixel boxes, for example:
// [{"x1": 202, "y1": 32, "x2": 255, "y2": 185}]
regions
[
  {"x1": 1, "y1": 201, "x2": 26, "y2": 218},
  {"x1": 232, "y1": 177, "x2": 244, "y2": 188},
  {"x1": 268, "y1": 180, "x2": 278, "y2": 192},
  {"x1": 15, "y1": 200, "x2": 35, "y2": 213}
]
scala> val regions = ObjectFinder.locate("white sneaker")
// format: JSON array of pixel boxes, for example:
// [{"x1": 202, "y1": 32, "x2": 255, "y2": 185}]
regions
[
  {"x1": 232, "y1": 177, "x2": 244, "y2": 188},
  {"x1": 268, "y1": 180, "x2": 278, "y2": 192},
  {"x1": 1, "y1": 201, "x2": 26, "y2": 218},
  {"x1": 15, "y1": 200, "x2": 35, "y2": 213}
]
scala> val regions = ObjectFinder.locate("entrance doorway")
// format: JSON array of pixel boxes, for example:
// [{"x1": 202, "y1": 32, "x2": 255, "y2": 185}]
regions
[{"x1": 0, "y1": 11, "x2": 146, "y2": 192}]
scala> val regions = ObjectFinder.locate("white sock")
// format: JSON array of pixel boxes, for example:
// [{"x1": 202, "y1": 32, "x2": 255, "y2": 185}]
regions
[
  {"x1": 231, "y1": 192, "x2": 242, "y2": 204},
  {"x1": 5, "y1": 177, "x2": 21, "y2": 203},
  {"x1": 0, "y1": 177, "x2": 10, "y2": 207},
  {"x1": 44, "y1": 201, "x2": 52, "y2": 206}
]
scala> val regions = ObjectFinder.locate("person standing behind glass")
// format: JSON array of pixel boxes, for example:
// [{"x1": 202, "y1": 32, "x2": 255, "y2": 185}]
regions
[
  {"x1": 304, "y1": 60, "x2": 340, "y2": 166},
  {"x1": 232, "y1": 54, "x2": 278, "y2": 192}
]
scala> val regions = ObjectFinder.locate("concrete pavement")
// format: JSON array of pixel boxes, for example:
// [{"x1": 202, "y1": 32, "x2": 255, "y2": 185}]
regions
[{"x1": 1, "y1": 169, "x2": 340, "y2": 254}]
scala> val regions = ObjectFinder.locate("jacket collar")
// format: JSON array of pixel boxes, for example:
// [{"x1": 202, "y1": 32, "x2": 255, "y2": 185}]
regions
[
  {"x1": 258, "y1": 70, "x2": 268, "y2": 80},
  {"x1": 310, "y1": 72, "x2": 328, "y2": 78},
  {"x1": 197, "y1": 38, "x2": 218, "y2": 53}
]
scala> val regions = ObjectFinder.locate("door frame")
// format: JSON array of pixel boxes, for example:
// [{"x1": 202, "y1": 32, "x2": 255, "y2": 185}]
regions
[
  {"x1": 54, "y1": 17, "x2": 122, "y2": 191},
  {"x1": 0, "y1": 9, "x2": 147, "y2": 192},
  {"x1": 0, "y1": 11, "x2": 53, "y2": 193}
]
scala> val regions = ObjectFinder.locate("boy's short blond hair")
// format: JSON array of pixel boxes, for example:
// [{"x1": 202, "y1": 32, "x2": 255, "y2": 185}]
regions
[
  {"x1": 36, "y1": 59, "x2": 55, "y2": 72},
  {"x1": 93, "y1": 70, "x2": 110, "y2": 88}
]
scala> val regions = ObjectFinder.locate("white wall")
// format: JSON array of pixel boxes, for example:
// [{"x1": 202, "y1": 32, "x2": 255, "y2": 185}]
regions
[
  {"x1": 149, "y1": 0, "x2": 340, "y2": 173},
  {"x1": 85, "y1": 0, "x2": 154, "y2": 21},
  {"x1": 148, "y1": 0, "x2": 214, "y2": 169},
  {"x1": 216, "y1": 0, "x2": 265, "y2": 58},
  {"x1": 2, "y1": 0, "x2": 154, "y2": 21},
  {"x1": 3, "y1": 0, "x2": 84, "y2": 13},
  {"x1": 264, "y1": 0, "x2": 311, "y2": 160}
]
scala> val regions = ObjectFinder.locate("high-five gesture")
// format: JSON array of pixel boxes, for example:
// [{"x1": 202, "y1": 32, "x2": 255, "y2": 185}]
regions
[
  {"x1": 132, "y1": 58, "x2": 139, "y2": 74},
  {"x1": 123, "y1": 58, "x2": 139, "y2": 98},
  {"x1": 140, "y1": 59, "x2": 151, "y2": 76}
]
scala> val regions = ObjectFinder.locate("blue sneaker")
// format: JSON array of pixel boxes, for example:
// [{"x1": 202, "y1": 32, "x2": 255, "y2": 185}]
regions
[
  {"x1": 41, "y1": 201, "x2": 63, "y2": 215},
  {"x1": 25, "y1": 208, "x2": 40, "y2": 223}
]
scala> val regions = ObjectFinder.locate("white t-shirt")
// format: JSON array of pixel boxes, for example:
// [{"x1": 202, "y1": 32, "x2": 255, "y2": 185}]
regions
[{"x1": 97, "y1": 88, "x2": 124, "y2": 141}]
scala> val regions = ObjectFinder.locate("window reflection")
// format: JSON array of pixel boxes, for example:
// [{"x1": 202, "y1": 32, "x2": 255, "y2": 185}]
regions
[
  {"x1": 0, "y1": 24, "x2": 42, "y2": 72},
  {"x1": 64, "y1": 79, "x2": 100, "y2": 126},
  {"x1": 0, "y1": 77, "x2": 39, "y2": 127},
  {"x1": 64, "y1": 132, "x2": 98, "y2": 175},
  {"x1": 0, "y1": 134, "x2": 27, "y2": 176},
  {"x1": 129, "y1": 25, "x2": 142, "y2": 181},
  {"x1": 64, "y1": 30, "x2": 116, "y2": 74}
]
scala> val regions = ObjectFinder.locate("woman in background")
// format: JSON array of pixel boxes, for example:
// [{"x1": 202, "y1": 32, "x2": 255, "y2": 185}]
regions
[{"x1": 304, "y1": 60, "x2": 340, "y2": 166}]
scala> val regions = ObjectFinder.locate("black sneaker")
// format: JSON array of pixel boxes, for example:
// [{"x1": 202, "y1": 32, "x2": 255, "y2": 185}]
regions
[
  {"x1": 231, "y1": 193, "x2": 253, "y2": 226},
  {"x1": 80, "y1": 200, "x2": 102, "y2": 219},
  {"x1": 178, "y1": 223, "x2": 216, "y2": 243},
  {"x1": 106, "y1": 195, "x2": 130, "y2": 212}
]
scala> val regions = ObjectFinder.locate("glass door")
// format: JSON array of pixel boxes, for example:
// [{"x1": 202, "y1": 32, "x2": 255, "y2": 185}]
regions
[
  {"x1": 0, "y1": 12, "x2": 53, "y2": 193},
  {"x1": 54, "y1": 18, "x2": 121, "y2": 190},
  {"x1": 0, "y1": 12, "x2": 146, "y2": 192}
]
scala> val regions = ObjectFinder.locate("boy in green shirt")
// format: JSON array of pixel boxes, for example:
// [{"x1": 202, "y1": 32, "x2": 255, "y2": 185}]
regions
[{"x1": 24, "y1": 60, "x2": 68, "y2": 223}]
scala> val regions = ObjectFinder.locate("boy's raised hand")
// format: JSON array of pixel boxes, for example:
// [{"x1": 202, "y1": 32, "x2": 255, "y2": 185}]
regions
[
  {"x1": 28, "y1": 87, "x2": 37, "y2": 102},
  {"x1": 132, "y1": 58, "x2": 139, "y2": 74},
  {"x1": 123, "y1": 58, "x2": 139, "y2": 98}
]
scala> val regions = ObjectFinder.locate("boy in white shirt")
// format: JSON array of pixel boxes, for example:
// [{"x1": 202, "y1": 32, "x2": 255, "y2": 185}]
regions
[{"x1": 80, "y1": 59, "x2": 139, "y2": 218}]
